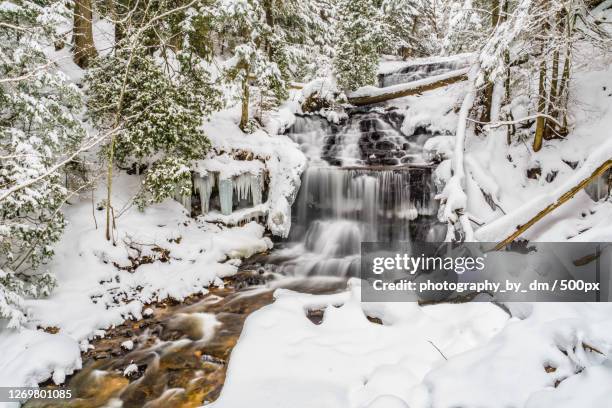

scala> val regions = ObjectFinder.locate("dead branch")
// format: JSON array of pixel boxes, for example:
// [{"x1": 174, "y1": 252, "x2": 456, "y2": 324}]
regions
[{"x1": 495, "y1": 159, "x2": 612, "y2": 249}]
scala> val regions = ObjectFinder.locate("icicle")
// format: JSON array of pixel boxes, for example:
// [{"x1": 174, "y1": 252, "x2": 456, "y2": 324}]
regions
[
  {"x1": 219, "y1": 178, "x2": 233, "y2": 215},
  {"x1": 233, "y1": 174, "x2": 251, "y2": 203},
  {"x1": 193, "y1": 174, "x2": 215, "y2": 214},
  {"x1": 250, "y1": 174, "x2": 263, "y2": 205}
]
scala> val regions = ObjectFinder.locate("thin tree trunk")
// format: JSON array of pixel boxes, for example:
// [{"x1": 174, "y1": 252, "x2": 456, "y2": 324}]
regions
[
  {"x1": 239, "y1": 74, "x2": 250, "y2": 131},
  {"x1": 105, "y1": 136, "x2": 114, "y2": 241},
  {"x1": 557, "y1": 14, "x2": 573, "y2": 136},
  {"x1": 480, "y1": 0, "x2": 501, "y2": 127},
  {"x1": 73, "y1": 0, "x2": 97, "y2": 68},
  {"x1": 545, "y1": 48, "x2": 560, "y2": 139},
  {"x1": 533, "y1": 58, "x2": 548, "y2": 152}
]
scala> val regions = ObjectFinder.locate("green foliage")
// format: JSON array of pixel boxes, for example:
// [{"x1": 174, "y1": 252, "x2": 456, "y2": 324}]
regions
[
  {"x1": 333, "y1": 0, "x2": 382, "y2": 91},
  {"x1": 0, "y1": 0, "x2": 84, "y2": 327},
  {"x1": 134, "y1": 157, "x2": 192, "y2": 208}
]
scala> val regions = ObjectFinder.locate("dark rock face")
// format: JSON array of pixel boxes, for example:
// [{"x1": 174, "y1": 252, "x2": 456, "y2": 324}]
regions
[{"x1": 286, "y1": 108, "x2": 447, "y2": 167}]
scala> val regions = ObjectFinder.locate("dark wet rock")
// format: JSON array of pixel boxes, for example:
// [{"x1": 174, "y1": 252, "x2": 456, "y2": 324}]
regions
[
  {"x1": 381, "y1": 158, "x2": 400, "y2": 165},
  {"x1": 527, "y1": 167, "x2": 541, "y2": 179},
  {"x1": 375, "y1": 140, "x2": 397, "y2": 150},
  {"x1": 306, "y1": 309, "x2": 325, "y2": 325},
  {"x1": 546, "y1": 170, "x2": 558, "y2": 183}
]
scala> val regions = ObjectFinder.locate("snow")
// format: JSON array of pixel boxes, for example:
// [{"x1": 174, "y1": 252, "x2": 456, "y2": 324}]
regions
[
  {"x1": 120, "y1": 340, "x2": 134, "y2": 351},
  {"x1": 0, "y1": 324, "x2": 81, "y2": 389},
  {"x1": 211, "y1": 279, "x2": 510, "y2": 408},
  {"x1": 212, "y1": 280, "x2": 612, "y2": 408},
  {"x1": 474, "y1": 65, "x2": 612, "y2": 243},
  {"x1": 193, "y1": 153, "x2": 265, "y2": 180},
  {"x1": 123, "y1": 363, "x2": 138, "y2": 377}
]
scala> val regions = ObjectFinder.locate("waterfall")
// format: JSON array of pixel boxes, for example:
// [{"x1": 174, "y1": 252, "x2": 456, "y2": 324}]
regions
[
  {"x1": 291, "y1": 166, "x2": 440, "y2": 243},
  {"x1": 267, "y1": 109, "x2": 445, "y2": 278}
]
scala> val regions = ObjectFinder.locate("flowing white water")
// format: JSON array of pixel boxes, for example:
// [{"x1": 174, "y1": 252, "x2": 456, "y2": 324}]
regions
[{"x1": 269, "y1": 110, "x2": 445, "y2": 277}]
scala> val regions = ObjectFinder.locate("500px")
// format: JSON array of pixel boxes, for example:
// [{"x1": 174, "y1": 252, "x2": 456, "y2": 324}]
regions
[
  {"x1": 1, "y1": 387, "x2": 72, "y2": 402},
  {"x1": 557, "y1": 280, "x2": 600, "y2": 293}
]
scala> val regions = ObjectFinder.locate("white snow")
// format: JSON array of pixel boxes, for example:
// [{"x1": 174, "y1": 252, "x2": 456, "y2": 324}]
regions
[
  {"x1": 211, "y1": 279, "x2": 510, "y2": 408},
  {"x1": 120, "y1": 340, "x2": 134, "y2": 351},
  {"x1": 212, "y1": 280, "x2": 612, "y2": 408},
  {"x1": 123, "y1": 363, "x2": 138, "y2": 377}
]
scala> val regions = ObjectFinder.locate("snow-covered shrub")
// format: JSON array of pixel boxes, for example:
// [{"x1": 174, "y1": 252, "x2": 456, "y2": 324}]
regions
[
  {"x1": 0, "y1": 0, "x2": 85, "y2": 327},
  {"x1": 134, "y1": 158, "x2": 192, "y2": 209}
]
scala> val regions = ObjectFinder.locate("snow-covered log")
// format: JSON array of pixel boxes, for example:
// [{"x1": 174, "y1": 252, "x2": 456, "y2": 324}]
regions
[
  {"x1": 475, "y1": 138, "x2": 612, "y2": 244},
  {"x1": 347, "y1": 67, "x2": 469, "y2": 106}
]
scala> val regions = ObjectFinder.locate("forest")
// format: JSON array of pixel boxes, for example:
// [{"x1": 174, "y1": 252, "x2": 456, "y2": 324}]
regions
[{"x1": 1, "y1": 0, "x2": 612, "y2": 407}]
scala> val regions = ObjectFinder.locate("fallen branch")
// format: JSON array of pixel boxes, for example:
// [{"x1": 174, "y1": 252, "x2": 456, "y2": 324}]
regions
[
  {"x1": 347, "y1": 68, "x2": 469, "y2": 106},
  {"x1": 467, "y1": 113, "x2": 565, "y2": 130},
  {"x1": 495, "y1": 159, "x2": 612, "y2": 250}
]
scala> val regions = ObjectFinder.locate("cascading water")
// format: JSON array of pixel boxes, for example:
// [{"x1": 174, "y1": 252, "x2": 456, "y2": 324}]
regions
[{"x1": 268, "y1": 109, "x2": 445, "y2": 277}]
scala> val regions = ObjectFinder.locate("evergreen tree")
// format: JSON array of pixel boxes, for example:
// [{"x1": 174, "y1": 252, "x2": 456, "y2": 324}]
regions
[
  {"x1": 215, "y1": 0, "x2": 287, "y2": 131},
  {"x1": 333, "y1": 0, "x2": 381, "y2": 92},
  {"x1": 0, "y1": 0, "x2": 85, "y2": 327},
  {"x1": 380, "y1": 0, "x2": 440, "y2": 58}
]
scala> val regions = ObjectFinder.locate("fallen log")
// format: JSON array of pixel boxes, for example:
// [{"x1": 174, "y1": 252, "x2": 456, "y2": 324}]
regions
[
  {"x1": 495, "y1": 159, "x2": 612, "y2": 250},
  {"x1": 347, "y1": 67, "x2": 469, "y2": 106}
]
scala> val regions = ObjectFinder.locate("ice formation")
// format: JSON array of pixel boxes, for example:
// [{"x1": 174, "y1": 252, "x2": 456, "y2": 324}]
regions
[{"x1": 193, "y1": 174, "x2": 215, "y2": 213}]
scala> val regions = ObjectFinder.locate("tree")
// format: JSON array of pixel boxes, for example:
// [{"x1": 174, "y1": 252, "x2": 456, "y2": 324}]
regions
[
  {"x1": 215, "y1": 0, "x2": 287, "y2": 131},
  {"x1": 380, "y1": 0, "x2": 441, "y2": 59},
  {"x1": 477, "y1": 0, "x2": 610, "y2": 151},
  {"x1": 0, "y1": 0, "x2": 85, "y2": 327},
  {"x1": 333, "y1": 0, "x2": 381, "y2": 92},
  {"x1": 73, "y1": 0, "x2": 97, "y2": 67}
]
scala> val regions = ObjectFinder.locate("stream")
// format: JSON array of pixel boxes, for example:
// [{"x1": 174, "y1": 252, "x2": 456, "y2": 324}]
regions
[{"x1": 26, "y1": 69, "x2": 448, "y2": 408}]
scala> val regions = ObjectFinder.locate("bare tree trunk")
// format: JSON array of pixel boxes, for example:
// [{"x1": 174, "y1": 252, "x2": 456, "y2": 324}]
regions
[
  {"x1": 73, "y1": 0, "x2": 97, "y2": 68},
  {"x1": 533, "y1": 57, "x2": 548, "y2": 152},
  {"x1": 105, "y1": 136, "x2": 114, "y2": 241},
  {"x1": 544, "y1": 49, "x2": 560, "y2": 140},
  {"x1": 480, "y1": 0, "x2": 501, "y2": 127},
  {"x1": 557, "y1": 14, "x2": 573, "y2": 136},
  {"x1": 239, "y1": 74, "x2": 250, "y2": 131}
]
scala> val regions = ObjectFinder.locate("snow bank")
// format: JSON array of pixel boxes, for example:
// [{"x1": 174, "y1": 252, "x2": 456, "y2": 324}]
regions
[
  {"x1": 213, "y1": 280, "x2": 612, "y2": 408},
  {"x1": 211, "y1": 279, "x2": 509, "y2": 408},
  {"x1": 475, "y1": 127, "x2": 612, "y2": 243}
]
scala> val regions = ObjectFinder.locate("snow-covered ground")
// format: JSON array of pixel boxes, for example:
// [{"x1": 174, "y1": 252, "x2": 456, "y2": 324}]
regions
[
  {"x1": 212, "y1": 280, "x2": 612, "y2": 408},
  {"x1": 0, "y1": 169, "x2": 274, "y2": 396}
]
